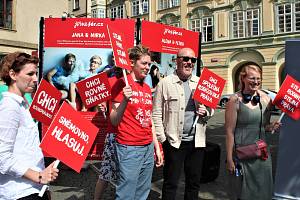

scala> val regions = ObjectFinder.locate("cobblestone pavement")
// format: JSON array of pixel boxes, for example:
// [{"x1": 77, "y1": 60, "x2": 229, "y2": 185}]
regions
[{"x1": 50, "y1": 109, "x2": 280, "y2": 200}]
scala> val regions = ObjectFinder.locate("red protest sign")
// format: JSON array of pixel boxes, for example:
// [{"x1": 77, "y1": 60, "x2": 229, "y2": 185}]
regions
[
  {"x1": 273, "y1": 75, "x2": 300, "y2": 120},
  {"x1": 193, "y1": 68, "x2": 226, "y2": 109},
  {"x1": 40, "y1": 102, "x2": 99, "y2": 172},
  {"x1": 76, "y1": 72, "x2": 111, "y2": 109},
  {"x1": 29, "y1": 79, "x2": 62, "y2": 125},
  {"x1": 107, "y1": 25, "x2": 131, "y2": 70},
  {"x1": 44, "y1": 18, "x2": 135, "y2": 48},
  {"x1": 141, "y1": 20, "x2": 199, "y2": 55}
]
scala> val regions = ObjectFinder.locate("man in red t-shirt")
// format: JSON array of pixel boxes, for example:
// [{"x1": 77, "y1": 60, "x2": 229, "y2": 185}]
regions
[{"x1": 110, "y1": 45, "x2": 163, "y2": 200}]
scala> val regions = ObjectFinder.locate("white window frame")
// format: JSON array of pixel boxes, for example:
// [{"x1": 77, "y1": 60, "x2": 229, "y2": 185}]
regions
[
  {"x1": 73, "y1": 0, "x2": 79, "y2": 10},
  {"x1": 91, "y1": 9, "x2": 97, "y2": 18},
  {"x1": 232, "y1": 8, "x2": 260, "y2": 39},
  {"x1": 142, "y1": 0, "x2": 149, "y2": 13},
  {"x1": 295, "y1": 2, "x2": 300, "y2": 31},
  {"x1": 159, "y1": 0, "x2": 180, "y2": 10},
  {"x1": 132, "y1": 0, "x2": 140, "y2": 16},
  {"x1": 190, "y1": 17, "x2": 213, "y2": 43},
  {"x1": 276, "y1": 3, "x2": 292, "y2": 33},
  {"x1": 275, "y1": 2, "x2": 300, "y2": 33},
  {"x1": 91, "y1": 8, "x2": 106, "y2": 18},
  {"x1": 99, "y1": 8, "x2": 105, "y2": 18},
  {"x1": 132, "y1": 0, "x2": 149, "y2": 16},
  {"x1": 110, "y1": 4, "x2": 124, "y2": 18},
  {"x1": 246, "y1": 9, "x2": 259, "y2": 37}
]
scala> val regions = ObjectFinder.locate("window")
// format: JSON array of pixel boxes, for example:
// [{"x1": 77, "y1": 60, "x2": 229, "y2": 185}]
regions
[
  {"x1": 246, "y1": 9, "x2": 259, "y2": 37},
  {"x1": 142, "y1": 0, "x2": 148, "y2": 13},
  {"x1": 132, "y1": 0, "x2": 139, "y2": 16},
  {"x1": 132, "y1": 0, "x2": 148, "y2": 16},
  {"x1": 277, "y1": 4, "x2": 292, "y2": 33},
  {"x1": 190, "y1": 17, "x2": 213, "y2": 42},
  {"x1": 275, "y1": 2, "x2": 300, "y2": 33},
  {"x1": 73, "y1": 0, "x2": 79, "y2": 10},
  {"x1": 295, "y1": 2, "x2": 300, "y2": 31},
  {"x1": 170, "y1": 22, "x2": 180, "y2": 27},
  {"x1": 110, "y1": 5, "x2": 124, "y2": 18},
  {"x1": 159, "y1": 0, "x2": 180, "y2": 10},
  {"x1": 232, "y1": 9, "x2": 259, "y2": 38},
  {"x1": 0, "y1": 0, "x2": 13, "y2": 29},
  {"x1": 92, "y1": 8, "x2": 106, "y2": 18},
  {"x1": 99, "y1": 9, "x2": 105, "y2": 18}
]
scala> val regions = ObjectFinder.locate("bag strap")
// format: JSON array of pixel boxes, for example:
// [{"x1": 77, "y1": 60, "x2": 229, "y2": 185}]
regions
[
  {"x1": 234, "y1": 97, "x2": 263, "y2": 148},
  {"x1": 258, "y1": 101, "x2": 262, "y2": 139}
]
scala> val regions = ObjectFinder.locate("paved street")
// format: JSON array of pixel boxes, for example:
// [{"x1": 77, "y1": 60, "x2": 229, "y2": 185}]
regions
[{"x1": 50, "y1": 109, "x2": 280, "y2": 200}]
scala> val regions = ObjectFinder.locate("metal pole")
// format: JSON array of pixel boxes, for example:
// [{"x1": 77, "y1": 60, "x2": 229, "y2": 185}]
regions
[
  {"x1": 38, "y1": 17, "x2": 45, "y2": 141},
  {"x1": 38, "y1": 17, "x2": 44, "y2": 82},
  {"x1": 196, "y1": 32, "x2": 202, "y2": 76},
  {"x1": 136, "y1": 18, "x2": 141, "y2": 45}
]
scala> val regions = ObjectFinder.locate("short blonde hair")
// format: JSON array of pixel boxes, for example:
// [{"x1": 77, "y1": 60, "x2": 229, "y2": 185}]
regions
[{"x1": 238, "y1": 63, "x2": 262, "y2": 90}]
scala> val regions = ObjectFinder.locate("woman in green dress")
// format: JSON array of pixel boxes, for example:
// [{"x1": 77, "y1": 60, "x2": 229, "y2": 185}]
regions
[{"x1": 225, "y1": 64, "x2": 281, "y2": 200}]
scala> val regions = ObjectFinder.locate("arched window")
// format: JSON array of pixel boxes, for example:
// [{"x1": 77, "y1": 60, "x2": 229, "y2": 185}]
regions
[{"x1": 159, "y1": 13, "x2": 180, "y2": 27}]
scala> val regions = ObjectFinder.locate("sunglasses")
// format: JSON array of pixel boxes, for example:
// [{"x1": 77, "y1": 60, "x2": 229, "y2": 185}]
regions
[{"x1": 178, "y1": 56, "x2": 197, "y2": 64}]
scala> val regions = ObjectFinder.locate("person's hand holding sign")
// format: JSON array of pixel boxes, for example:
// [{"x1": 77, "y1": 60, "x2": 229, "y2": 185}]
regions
[
  {"x1": 123, "y1": 85, "x2": 133, "y2": 102},
  {"x1": 38, "y1": 161, "x2": 59, "y2": 184},
  {"x1": 268, "y1": 121, "x2": 282, "y2": 133},
  {"x1": 196, "y1": 104, "x2": 207, "y2": 117}
]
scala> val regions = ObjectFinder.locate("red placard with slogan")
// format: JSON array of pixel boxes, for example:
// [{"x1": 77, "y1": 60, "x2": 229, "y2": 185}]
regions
[
  {"x1": 76, "y1": 72, "x2": 111, "y2": 109},
  {"x1": 41, "y1": 111, "x2": 107, "y2": 160},
  {"x1": 40, "y1": 102, "x2": 99, "y2": 172},
  {"x1": 107, "y1": 25, "x2": 131, "y2": 70},
  {"x1": 29, "y1": 79, "x2": 62, "y2": 125},
  {"x1": 193, "y1": 68, "x2": 226, "y2": 109},
  {"x1": 141, "y1": 20, "x2": 199, "y2": 55},
  {"x1": 44, "y1": 18, "x2": 135, "y2": 48},
  {"x1": 273, "y1": 75, "x2": 300, "y2": 120}
]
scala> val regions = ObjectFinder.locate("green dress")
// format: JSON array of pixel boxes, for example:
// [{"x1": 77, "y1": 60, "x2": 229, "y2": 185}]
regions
[{"x1": 231, "y1": 101, "x2": 273, "y2": 200}]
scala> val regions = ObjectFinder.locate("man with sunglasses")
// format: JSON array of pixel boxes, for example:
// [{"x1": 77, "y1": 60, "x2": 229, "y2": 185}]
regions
[{"x1": 152, "y1": 48, "x2": 214, "y2": 200}]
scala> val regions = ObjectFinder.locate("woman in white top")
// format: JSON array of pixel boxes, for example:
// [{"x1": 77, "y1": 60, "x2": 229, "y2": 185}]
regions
[{"x1": 0, "y1": 52, "x2": 59, "y2": 200}]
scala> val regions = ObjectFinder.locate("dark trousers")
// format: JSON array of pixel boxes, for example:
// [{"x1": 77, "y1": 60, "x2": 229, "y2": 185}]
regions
[
  {"x1": 17, "y1": 192, "x2": 49, "y2": 200},
  {"x1": 162, "y1": 140, "x2": 204, "y2": 200}
]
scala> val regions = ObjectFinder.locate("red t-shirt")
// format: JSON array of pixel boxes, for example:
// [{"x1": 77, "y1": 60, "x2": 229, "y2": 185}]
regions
[{"x1": 111, "y1": 75, "x2": 153, "y2": 145}]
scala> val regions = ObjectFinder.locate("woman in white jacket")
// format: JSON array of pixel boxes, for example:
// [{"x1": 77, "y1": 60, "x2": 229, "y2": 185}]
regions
[{"x1": 0, "y1": 52, "x2": 59, "y2": 200}]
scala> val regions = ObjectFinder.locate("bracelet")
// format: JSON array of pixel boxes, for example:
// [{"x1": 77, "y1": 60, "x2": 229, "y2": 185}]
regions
[{"x1": 38, "y1": 172, "x2": 42, "y2": 184}]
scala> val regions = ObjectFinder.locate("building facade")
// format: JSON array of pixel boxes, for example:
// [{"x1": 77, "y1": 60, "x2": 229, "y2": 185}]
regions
[
  {"x1": 104, "y1": 0, "x2": 299, "y2": 94},
  {"x1": 0, "y1": 0, "x2": 68, "y2": 57},
  {"x1": 70, "y1": 0, "x2": 107, "y2": 18}
]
